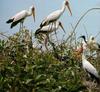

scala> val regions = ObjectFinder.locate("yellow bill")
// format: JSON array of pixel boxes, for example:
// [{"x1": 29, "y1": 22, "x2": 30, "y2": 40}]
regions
[
  {"x1": 59, "y1": 22, "x2": 66, "y2": 33},
  {"x1": 65, "y1": 1, "x2": 72, "y2": 16},
  {"x1": 32, "y1": 7, "x2": 35, "y2": 22}
]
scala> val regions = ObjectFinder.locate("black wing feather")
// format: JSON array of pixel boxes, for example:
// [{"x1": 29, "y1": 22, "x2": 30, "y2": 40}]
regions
[
  {"x1": 11, "y1": 18, "x2": 24, "y2": 28},
  {"x1": 6, "y1": 18, "x2": 14, "y2": 23}
]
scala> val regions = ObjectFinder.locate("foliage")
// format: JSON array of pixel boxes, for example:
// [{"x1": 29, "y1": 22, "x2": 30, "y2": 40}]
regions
[{"x1": 0, "y1": 28, "x2": 100, "y2": 92}]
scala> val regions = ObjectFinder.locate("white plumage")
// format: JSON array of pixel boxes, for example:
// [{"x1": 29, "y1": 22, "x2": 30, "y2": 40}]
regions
[
  {"x1": 79, "y1": 35, "x2": 100, "y2": 51},
  {"x1": 11, "y1": 10, "x2": 27, "y2": 22},
  {"x1": 82, "y1": 53, "x2": 99, "y2": 79},
  {"x1": 35, "y1": 21, "x2": 65, "y2": 35},
  {"x1": 88, "y1": 36, "x2": 100, "y2": 50},
  {"x1": 81, "y1": 37, "x2": 100, "y2": 84},
  {"x1": 6, "y1": 5, "x2": 35, "y2": 28},
  {"x1": 40, "y1": 0, "x2": 72, "y2": 27}
]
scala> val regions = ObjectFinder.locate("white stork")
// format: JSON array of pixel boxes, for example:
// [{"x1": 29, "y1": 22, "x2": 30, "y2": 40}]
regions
[
  {"x1": 79, "y1": 35, "x2": 100, "y2": 50},
  {"x1": 35, "y1": 21, "x2": 65, "y2": 35},
  {"x1": 6, "y1": 5, "x2": 35, "y2": 29},
  {"x1": 79, "y1": 35, "x2": 88, "y2": 50},
  {"x1": 82, "y1": 51, "x2": 100, "y2": 84},
  {"x1": 79, "y1": 35, "x2": 100, "y2": 56},
  {"x1": 81, "y1": 37, "x2": 100, "y2": 84},
  {"x1": 35, "y1": 21, "x2": 65, "y2": 50},
  {"x1": 88, "y1": 36, "x2": 100, "y2": 51},
  {"x1": 40, "y1": 0, "x2": 72, "y2": 27}
]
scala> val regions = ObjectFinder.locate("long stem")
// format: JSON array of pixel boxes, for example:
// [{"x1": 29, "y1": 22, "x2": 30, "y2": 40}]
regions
[
  {"x1": 73, "y1": 8, "x2": 100, "y2": 33},
  {"x1": 65, "y1": 8, "x2": 100, "y2": 43}
]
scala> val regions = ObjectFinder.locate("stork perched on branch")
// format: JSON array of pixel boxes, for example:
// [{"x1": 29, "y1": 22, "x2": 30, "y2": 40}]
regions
[
  {"x1": 35, "y1": 21, "x2": 66, "y2": 50},
  {"x1": 6, "y1": 5, "x2": 35, "y2": 29},
  {"x1": 40, "y1": 0, "x2": 72, "y2": 27},
  {"x1": 81, "y1": 48, "x2": 100, "y2": 84},
  {"x1": 79, "y1": 35, "x2": 100, "y2": 51},
  {"x1": 79, "y1": 35, "x2": 100, "y2": 59},
  {"x1": 35, "y1": 21, "x2": 65, "y2": 36},
  {"x1": 88, "y1": 36, "x2": 100, "y2": 51},
  {"x1": 79, "y1": 36, "x2": 100, "y2": 84}
]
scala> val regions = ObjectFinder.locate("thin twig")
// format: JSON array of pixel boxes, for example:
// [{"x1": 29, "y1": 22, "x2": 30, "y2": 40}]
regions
[
  {"x1": 65, "y1": 8, "x2": 100, "y2": 43},
  {"x1": 0, "y1": 32, "x2": 9, "y2": 39},
  {"x1": 0, "y1": 32, "x2": 16, "y2": 42},
  {"x1": 83, "y1": 24, "x2": 89, "y2": 39},
  {"x1": 94, "y1": 30, "x2": 100, "y2": 38},
  {"x1": 73, "y1": 8, "x2": 100, "y2": 33}
]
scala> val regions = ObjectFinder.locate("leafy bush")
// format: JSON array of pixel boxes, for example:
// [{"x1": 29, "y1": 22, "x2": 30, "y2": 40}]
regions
[{"x1": 0, "y1": 29, "x2": 100, "y2": 92}]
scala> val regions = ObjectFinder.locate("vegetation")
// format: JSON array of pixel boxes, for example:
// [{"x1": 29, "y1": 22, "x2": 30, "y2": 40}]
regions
[
  {"x1": 0, "y1": 8, "x2": 100, "y2": 92},
  {"x1": 0, "y1": 27, "x2": 100, "y2": 92}
]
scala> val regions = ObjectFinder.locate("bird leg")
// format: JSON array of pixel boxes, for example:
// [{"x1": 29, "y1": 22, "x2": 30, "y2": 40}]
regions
[
  {"x1": 20, "y1": 20, "x2": 24, "y2": 31},
  {"x1": 44, "y1": 24, "x2": 53, "y2": 50},
  {"x1": 54, "y1": 21, "x2": 59, "y2": 45},
  {"x1": 22, "y1": 21, "x2": 24, "y2": 30},
  {"x1": 20, "y1": 23, "x2": 22, "y2": 31},
  {"x1": 48, "y1": 22, "x2": 53, "y2": 32},
  {"x1": 44, "y1": 34, "x2": 49, "y2": 50}
]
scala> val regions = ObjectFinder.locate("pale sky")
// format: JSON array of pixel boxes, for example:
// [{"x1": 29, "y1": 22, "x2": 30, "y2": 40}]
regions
[{"x1": 0, "y1": 0, "x2": 100, "y2": 41}]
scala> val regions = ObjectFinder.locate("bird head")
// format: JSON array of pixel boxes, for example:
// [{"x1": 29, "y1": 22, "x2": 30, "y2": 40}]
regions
[
  {"x1": 59, "y1": 21, "x2": 66, "y2": 33},
  {"x1": 79, "y1": 35, "x2": 87, "y2": 43},
  {"x1": 89, "y1": 35, "x2": 95, "y2": 41},
  {"x1": 30, "y1": 5, "x2": 35, "y2": 22},
  {"x1": 64, "y1": 0, "x2": 72, "y2": 16},
  {"x1": 78, "y1": 35, "x2": 88, "y2": 50}
]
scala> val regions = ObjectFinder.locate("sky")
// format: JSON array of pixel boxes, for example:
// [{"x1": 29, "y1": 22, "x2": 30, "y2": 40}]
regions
[{"x1": 0, "y1": 0, "x2": 100, "y2": 41}]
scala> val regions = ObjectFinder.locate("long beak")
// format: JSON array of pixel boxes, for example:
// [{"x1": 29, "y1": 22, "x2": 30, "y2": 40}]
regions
[
  {"x1": 66, "y1": 2, "x2": 72, "y2": 16},
  {"x1": 59, "y1": 22, "x2": 66, "y2": 33},
  {"x1": 32, "y1": 8, "x2": 35, "y2": 22},
  {"x1": 78, "y1": 35, "x2": 86, "y2": 40},
  {"x1": 78, "y1": 35, "x2": 87, "y2": 43}
]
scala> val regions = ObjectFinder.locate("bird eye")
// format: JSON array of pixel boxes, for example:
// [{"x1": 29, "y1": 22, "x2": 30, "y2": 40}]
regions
[
  {"x1": 59, "y1": 22, "x2": 61, "y2": 25},
  {"x1": 32, "y1": 7, "x2": 35, "y2": 10},
  {"x1": 92, "y1": 37, "x2": 94, "y2": 40},
  {"x1": 65, "y1": 1, "x2": 69, "y2": 5}
]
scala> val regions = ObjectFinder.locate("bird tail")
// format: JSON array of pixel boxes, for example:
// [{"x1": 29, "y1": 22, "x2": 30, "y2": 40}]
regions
[
  {"x1": 35, "y1": 28, "x2": 41, "y2": 37},
  {"x1": 11, "y1": 23, "x2": 16, "y2": 28},
  {"x1": 40, "y1": 23, "x2": 45, "y2": 28},
  {"x1": 6, "y1": 19, "x2": 14, "y2": 23},
  {"x1": 93, "y1": 75, "x2": 100, "y2": 85},
  {"x1": 96, "y1": 77, "x2": 100, "y2": 90},
  {"x1": 96, "y1": 77, "x2": 100, "y2": 84},
  {"x1": 40, "y1": 19, "x2": 47, "y2": 27},
  {"x1": 98, "y1": 44, "x2": 100, "y2": 49}
]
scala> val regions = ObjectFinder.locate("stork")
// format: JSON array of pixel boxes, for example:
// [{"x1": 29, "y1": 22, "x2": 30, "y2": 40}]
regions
[
  {"x1": 79, "y1": 35, "x2": 88, "y2": 50},
  {"x1": 35, "y1": 21, "x2": 65, "y2": 50},
  {"x1": 35, "y1": 21, "x2": 65, "y2": 35},
  {"x1": 79, "y1": 35, "x2": 100, "y2": 50},
  {"x1": 82, "y1": 49, "x2": 100, "y2": 84},
  {"x1": 88, "y1": 36, "x2": 100, "y2": 51},
  {"x1": 40, "y1": 0, "x2": 72, "y2": 27},
  {"x1": 6, "y1": 5, "x2": 35, "y2": 29},
  {"x1": 80, "y1": 36, "x2": 100, "y2": 84},
  {"x1": 79, "y1": 35, "x2": 100, "y2": 57}
]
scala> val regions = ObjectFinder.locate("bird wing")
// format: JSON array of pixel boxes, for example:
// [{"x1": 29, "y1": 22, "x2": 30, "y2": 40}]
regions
[
  {"x1": 88, "y1": 41, "x2": 100, "y2": 50},
  {"x1": 40, "y1": 25, "x2": 51, "y2": 31},
  {"x1": 83, "y1": 60, "x2": 99, "y2": 78},
  {"x1": 41, "y1": 24, "x2": 56, "y2": 31},
  {"x1": 94, "y1": 42, "x2": 100, "y2": 49},
  {"x1": 41, "y1": 10, "x2": 61, "y2": 27},
  {"x1": 35, "y1": 25, "x2": 51, "y2": 35},
  {"x1": 46, "y1": 10, "x2": 61, "y2": 21},
  {"x1": 12, "y1": 10, "x2": 27, "y2": 22}
]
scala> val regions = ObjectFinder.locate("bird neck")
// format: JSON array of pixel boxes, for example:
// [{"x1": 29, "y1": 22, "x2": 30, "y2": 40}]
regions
[
  {"x1": 27, "y1": 9, "x2": 32, "y2": 16},
  {"x1": 60, "y1": 2, "x2": 66, "y2": 14},
  {"x1": 56, "y1": 22, "x2": 59, "y2": 29},
  {"x1": 82, "y1": 51, "x2": 87, "y2": 61}
]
